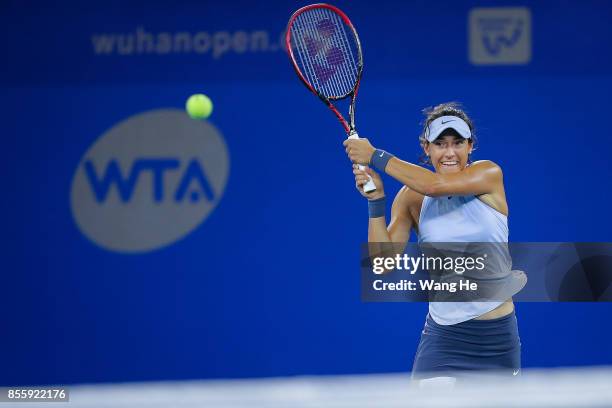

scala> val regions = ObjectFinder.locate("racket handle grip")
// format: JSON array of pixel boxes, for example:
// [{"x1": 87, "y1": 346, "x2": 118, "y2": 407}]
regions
[
  {"x1": 359, "y1": 165, "x2": 377, "y2": 193},
  {"x1": 347, "y1": 133, "x2": 377, "y2": 193}
]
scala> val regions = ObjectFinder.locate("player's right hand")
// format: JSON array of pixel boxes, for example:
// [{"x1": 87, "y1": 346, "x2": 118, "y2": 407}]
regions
[{"x1": 353, "y1": 164, "x2": 385, "y2": 200}]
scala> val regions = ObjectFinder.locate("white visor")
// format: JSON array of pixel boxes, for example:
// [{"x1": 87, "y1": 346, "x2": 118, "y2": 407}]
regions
[{"x1": 425, "y1": 115, "x2": 471, "y2": 142}]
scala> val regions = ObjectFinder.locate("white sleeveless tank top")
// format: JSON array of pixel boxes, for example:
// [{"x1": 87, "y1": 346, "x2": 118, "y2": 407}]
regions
[{"x1": 418, "y1": 195, "x2": 510, "y2": 325}]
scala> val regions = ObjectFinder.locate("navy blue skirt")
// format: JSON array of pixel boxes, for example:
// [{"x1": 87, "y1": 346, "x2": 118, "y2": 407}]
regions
[{"x1": 412, "y1": 310, "x2": 521, "y2": 379}]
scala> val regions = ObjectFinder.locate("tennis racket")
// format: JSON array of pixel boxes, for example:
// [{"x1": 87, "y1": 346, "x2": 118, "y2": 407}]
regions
[{"x1": 285, "y1": 3, "x2": 376, "y2": 193}]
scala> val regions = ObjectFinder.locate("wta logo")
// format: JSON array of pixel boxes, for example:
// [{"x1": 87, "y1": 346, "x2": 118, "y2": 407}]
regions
[{"x1": 70, "y1": 109, "x2": 230, "y2": 253}]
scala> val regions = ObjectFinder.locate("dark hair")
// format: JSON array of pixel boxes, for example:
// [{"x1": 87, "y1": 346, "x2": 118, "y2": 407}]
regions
[{"x1": 418, "y1": 102, "x2": 477, "y2": 165}]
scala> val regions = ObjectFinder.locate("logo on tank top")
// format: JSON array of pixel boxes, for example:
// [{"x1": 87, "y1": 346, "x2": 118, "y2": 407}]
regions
[{"x1": 70, "y1": 109, "x2": 230, "y2": 253}]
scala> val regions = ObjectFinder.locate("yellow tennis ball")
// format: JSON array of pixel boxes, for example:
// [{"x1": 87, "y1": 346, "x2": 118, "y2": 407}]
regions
[{"x1": 185, "y1": 94, "x2": 213, "y2": 119}]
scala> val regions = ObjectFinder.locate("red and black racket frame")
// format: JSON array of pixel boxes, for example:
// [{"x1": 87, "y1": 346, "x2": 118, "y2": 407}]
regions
[{"x1": 285, "y1": 3, "x2": 364, "y2": 136}]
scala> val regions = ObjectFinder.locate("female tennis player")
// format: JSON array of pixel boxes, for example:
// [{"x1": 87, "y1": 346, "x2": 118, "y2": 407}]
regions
[{"x1": 343, "y1": 102, "x2": 522, "y2": 385}]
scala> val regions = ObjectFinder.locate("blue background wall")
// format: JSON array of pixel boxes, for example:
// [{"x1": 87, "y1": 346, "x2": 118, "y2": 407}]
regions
[{"x1": 2, "y1": 0, "x2": 612, "y2": 385}]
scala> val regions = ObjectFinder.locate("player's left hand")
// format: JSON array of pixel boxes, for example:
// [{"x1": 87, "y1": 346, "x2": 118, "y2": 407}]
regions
[{"x1": 343, "y1": 138, "x2": 376, "y2": 165}]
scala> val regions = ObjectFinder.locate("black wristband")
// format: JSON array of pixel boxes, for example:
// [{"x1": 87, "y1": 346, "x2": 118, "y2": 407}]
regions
[
  {"x1": 370, "y1": 149, "x2": 394, "y2": 173},
  {"x1": 368, "y1": 196, "x2": 386, "y2": 218}
]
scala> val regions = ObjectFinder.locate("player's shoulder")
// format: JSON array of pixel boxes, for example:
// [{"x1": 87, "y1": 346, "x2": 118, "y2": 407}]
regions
[
  {"x1": 393, "y1": 185, "x2": 424, "y2": 208},
  {"x1": 469, "y1": 160, "x2": 504, "y2": 177},
  {"x1": 470, "y1": 160, "x2": 503, "y2": 172},
  {"x1": 391, "y1": 186, "x2": 423, "y2": 221}
]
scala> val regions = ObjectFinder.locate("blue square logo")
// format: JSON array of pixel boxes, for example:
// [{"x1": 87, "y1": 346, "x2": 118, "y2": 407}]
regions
[{"x1": 469, "y1": 7, "x2": 532, "y2": 65}]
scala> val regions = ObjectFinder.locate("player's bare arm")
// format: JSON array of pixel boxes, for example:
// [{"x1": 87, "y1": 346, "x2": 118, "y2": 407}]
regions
[
  {"x1": 345, "y1": 137, "x2": 507, "y2": 216},
  {"x1": 354, "y1": 162, "x2": 423, "y2": 251},
  {"x1": 354, "y1": 165, "x2": 420, "y2": 272}
]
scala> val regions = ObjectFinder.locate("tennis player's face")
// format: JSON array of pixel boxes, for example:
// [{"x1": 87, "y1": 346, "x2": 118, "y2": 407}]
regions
[{"x1": 426, "y1": 135, "x2": 473, "y2": 174}]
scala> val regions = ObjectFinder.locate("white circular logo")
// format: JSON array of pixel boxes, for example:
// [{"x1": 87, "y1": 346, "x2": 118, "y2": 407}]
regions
[{"x1": 70, "y1": 109, "x2": 230, "y2": 253}]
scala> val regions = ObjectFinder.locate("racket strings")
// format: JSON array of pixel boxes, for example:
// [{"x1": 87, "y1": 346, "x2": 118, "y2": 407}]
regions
[
  {"x1": 314, "y1": 8, "x2": 359, "y2": 95},
  {"x1": 292, "y1": 19, "x2": 326, "y2": 93},
  {"x1": 290, "y1": 8, "x2": 360, "y2": 98},
  {"x1": 304, "y1": 9, "x2": 342, "y2": 97},
  {"x1": 298, "y1": 9, "x2": 357, "y2": 97}
]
